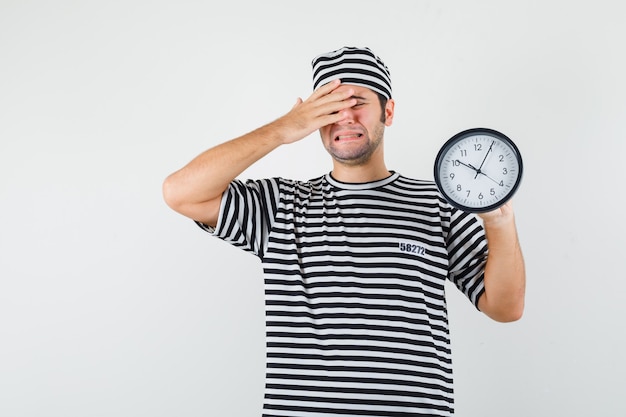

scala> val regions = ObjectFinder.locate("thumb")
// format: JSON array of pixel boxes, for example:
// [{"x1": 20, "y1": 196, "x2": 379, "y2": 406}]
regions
[{"x1": 291, "y1": 97, "x2": 303, "y2": 110}]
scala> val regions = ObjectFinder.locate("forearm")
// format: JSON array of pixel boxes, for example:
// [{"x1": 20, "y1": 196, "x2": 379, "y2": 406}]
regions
[{"x1": 478, "y1": 208, "x2": 526, "y2": 322}]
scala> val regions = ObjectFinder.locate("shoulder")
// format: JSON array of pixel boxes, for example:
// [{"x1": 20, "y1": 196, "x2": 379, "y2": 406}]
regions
[
  {"x1": 235, "y1": 176, "x2": 325, "y2": 197},
  {"x1": 388, "y1": 173, "x2": 466, "y2": 222},
  {"x1": 389, "y1": 174, "x2": 446, "y2": 202},
  {"x1": 393, "y1": 174, "x2": 438, "y2": 191}
]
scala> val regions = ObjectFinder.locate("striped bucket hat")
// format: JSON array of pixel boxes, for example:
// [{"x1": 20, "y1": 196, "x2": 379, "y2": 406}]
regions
[{"x1": 311, "y1": 46, "x2": 392, "y2": 99}]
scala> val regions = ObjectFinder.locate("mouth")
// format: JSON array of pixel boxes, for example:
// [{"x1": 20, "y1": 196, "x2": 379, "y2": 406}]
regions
[{"x1": 334, "y1": 133, "x2": 364, "y2": 142}]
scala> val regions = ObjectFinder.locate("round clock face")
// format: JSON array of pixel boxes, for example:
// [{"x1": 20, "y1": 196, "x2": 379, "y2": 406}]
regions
[{"x1": 434, "y1": 128, "x2": 523, "y2": 213}]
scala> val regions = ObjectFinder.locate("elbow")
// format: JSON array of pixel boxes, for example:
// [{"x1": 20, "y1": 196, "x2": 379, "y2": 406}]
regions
[
  {"x1": 162, "y1": 173, "x2": 184, "y2": 212},
  {"x1": 492, "y1": 307, "x2": 524, "y2": 323},
  {"x1": 162, "y1": 173, "x2": 221, "y2": 226},
  {"x1": 486, "y1": 302, "x2": 525, "y2": 323},
  {"x1": 479, "y1": 293, "x2": 525, "y2": 323}
]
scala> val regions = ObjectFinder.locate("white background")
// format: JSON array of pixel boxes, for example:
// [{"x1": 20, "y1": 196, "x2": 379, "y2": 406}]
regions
[{"x1": 1, "y1": 1, "x2": 625, "y2": 416}]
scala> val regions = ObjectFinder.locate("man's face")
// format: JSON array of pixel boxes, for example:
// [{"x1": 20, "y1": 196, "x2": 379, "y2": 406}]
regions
[{"x1": 319, "y1": 84, "x2": 394, "y2": 166}]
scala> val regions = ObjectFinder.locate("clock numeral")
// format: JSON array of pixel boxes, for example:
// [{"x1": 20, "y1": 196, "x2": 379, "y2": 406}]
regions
[
  {"x1": 474, "y1": 144, "x2": 482, "y2": 151},
  {"x1": 460, "y1": 150, "x2": 467, "y2": 157},
  {"x1": 452, "y1": 160, "x2": 460, "y2": 166},
  {"x1": 478, "y1": 193, "x2": 484, "y2": 200},
  {"x1": 466, "y1": 190, "x2": 471, "y2": 197},
  {"x1": 457, "y1": 184, "x2": 462, "y2": 191},
  {"x1": 490, "y1": 188, "x2": 496, "y2": 196},
  {"x1": 449, "y1": 173, "x2": 455, "y2": 180},
  {"x1": 499, "y1": 155, "x2": 504, "y2": 162},
  {"x1": 503, "y1": 168, "x2": 508, "y2": 175}
]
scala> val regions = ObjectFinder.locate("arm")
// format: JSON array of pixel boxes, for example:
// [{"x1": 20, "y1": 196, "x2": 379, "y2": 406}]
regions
[
  {"x1": 476, "y1": 201, "x2": 526, "y2": 322},
  {"x1": 162, "y1": 79, "x2": 357, "y2": 227}
]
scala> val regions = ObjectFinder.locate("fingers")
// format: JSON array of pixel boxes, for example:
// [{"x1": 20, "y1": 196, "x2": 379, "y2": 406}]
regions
[
  {"x1": 477, "y1": 201, "x2": 516, "y2": 226},
  {"x1": 279, "y1": 79, "x2": 355, "y2": 143},
  {"x1": 308, "y1": 79, "x2": 354, "y2": 107},
  {"x1": 290, "y1": 79, "x2": 354, "y2": 121},
  {"x1": 307, "y1": 82, "x2": 356, "y2": 117},
  {"x1": 309, "y1": 78, "x2": 343, "y2": 99}
]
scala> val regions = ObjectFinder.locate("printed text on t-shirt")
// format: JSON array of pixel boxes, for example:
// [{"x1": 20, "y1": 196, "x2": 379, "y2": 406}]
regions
[{"x1": 398, "y1": 242, "x2": 426, "y2": 255}]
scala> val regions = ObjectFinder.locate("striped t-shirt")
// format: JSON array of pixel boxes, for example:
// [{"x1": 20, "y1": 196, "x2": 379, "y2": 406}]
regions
[{"x1": 199, "y1": 171, "x2": 488, "y2": 417}]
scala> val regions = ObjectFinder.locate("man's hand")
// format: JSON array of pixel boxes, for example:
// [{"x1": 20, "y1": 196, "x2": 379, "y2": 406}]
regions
[
  {"x1": 273, "y1": 79, "x2": 357, "y2": 144},
  {"x1": 477, "y1": 200, "x2": 515, "y2": 227}
]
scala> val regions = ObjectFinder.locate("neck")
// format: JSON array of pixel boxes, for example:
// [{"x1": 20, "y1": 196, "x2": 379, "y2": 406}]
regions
[{"x1": 331, "y1": 160, "x2": 391, "y2": 183}]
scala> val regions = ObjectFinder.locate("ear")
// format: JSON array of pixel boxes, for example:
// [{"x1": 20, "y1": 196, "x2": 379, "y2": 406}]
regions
[{"x1": 384, "y1": 98, "x2": 395, "y2": 126}]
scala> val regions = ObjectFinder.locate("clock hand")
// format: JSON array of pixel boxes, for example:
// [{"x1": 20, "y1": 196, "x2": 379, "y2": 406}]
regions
[
  {"x1": 459, "y1": 160, "x2": 500, "y2": 185},
  {"x1": 474, "y1": 140, "x2": 494, "y2": 179},
  {"x1": 475, "y1": 168, "x2": 502, "y2": 186},
  {"x1": 455, "y1": 160, "x2": 480, "y2": 174}
]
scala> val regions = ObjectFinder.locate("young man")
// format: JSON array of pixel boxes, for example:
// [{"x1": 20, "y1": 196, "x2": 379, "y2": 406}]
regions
[{"x1": 163, "y1": 46, "x2": 525, "y2": 416}]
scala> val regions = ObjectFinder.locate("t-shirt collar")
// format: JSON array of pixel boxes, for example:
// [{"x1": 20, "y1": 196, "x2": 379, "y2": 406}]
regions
[{"x1": 325, "y1": 171, "x2": 400, "y2": 190}]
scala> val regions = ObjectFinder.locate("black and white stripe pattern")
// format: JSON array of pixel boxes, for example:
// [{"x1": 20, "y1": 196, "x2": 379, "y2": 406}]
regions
[
  {"x1": 312, "y1": 46, "x2": 392, "y2": 99},
  {"x1": 203, "y1": 172, "x2": 487, "y2": 416}
]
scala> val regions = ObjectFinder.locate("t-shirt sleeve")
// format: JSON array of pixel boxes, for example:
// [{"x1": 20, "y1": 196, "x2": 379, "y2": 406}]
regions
[
  {"x1": 445, "y1": 208, "x2": 488, "y2": 309},
  {"x1": 196, "y1": 178, "x2": 280, "y2": 258}
]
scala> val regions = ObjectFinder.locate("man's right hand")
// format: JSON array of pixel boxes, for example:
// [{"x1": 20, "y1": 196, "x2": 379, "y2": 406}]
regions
[{"x1": 273, "y1": 79, "x2": 357, "y2": 144}]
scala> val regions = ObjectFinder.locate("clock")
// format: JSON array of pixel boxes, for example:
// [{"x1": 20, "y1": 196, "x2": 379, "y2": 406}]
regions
[{"x1": 433, "y1": 128, "x2": 523, "y2": 213}]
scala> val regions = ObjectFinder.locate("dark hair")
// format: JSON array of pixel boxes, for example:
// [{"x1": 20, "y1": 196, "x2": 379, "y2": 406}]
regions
[{"x1": 376, "y1": 93, "x2": 388, "y2": 123}]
